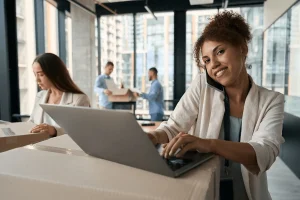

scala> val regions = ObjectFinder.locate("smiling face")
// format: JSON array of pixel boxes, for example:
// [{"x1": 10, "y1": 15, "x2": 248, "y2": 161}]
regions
[{"x1": 201, "y1": 40, "x2": 247, "y2": 87}]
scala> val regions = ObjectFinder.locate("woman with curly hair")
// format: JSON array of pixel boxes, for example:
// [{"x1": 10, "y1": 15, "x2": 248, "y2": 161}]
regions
[{"x1": 147, "y1": 11, "x2": 284, "y2": 200}]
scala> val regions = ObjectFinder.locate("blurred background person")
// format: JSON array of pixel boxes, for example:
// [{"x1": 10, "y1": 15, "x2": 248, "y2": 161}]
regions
[
  {"x1": 94, "y1": 61, "x2": 115, "y2": 109},
  {"x1": 135, "y1": 67, "x2": 164, "y2": 121}
]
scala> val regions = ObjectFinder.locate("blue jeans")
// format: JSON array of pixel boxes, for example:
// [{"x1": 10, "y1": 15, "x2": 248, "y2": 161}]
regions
[{"x1": 150, "y1": 113, "x2": 163, "y2": 121}]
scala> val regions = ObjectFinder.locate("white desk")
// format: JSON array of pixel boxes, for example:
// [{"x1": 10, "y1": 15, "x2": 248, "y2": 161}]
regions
[{"x1": 0, "y1": 134, "x2": 220, "y2": 200}]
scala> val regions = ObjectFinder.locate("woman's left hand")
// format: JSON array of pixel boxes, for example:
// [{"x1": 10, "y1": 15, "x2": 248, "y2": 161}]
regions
[
  {"x1": 30, "y1": 123, "x2": 57, "y2": 137},
  {"x1": 162, "y1": 132, "x2": 213, "y2": 158}
]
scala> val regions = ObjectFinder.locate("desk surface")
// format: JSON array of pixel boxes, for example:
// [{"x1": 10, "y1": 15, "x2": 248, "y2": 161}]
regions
[{"x1": 0, "y1": 122, "x2": 219, "y2": 200}]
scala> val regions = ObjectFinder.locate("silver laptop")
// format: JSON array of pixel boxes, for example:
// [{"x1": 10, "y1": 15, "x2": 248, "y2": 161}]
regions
[{"x1": 40, "y1": 104, "x2": 214, "y2": 177}]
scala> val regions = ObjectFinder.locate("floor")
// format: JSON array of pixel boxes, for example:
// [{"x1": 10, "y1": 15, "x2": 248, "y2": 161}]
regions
[{"x1": 267, "y1": 158, "x2": 300, "y2": 200}]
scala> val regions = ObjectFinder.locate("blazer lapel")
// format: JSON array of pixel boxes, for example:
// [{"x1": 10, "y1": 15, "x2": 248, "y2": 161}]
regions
[
  {"x1": 240, "y1": 79, "x2": 259, "y2": 142},
  {"x1": 206, "y1": 91, "x2": 225, "y2": 139},
  {"x1": 240, "y1": 77, "x2": 259, "y2": 200},
  {"x1": 35, "y1": 90, "x2": 49, "y2": 124},
  {"x1": 61, "y1": 92, "x2": 73, "y2": 105}
]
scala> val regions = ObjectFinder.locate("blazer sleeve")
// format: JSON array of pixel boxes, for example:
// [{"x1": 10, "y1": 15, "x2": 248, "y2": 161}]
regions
[
  {"x1": 55, "y1": 127, "x2": 65, "y2": 136},
  {"x1": 28, "y1": 91, "x2": 44, "y2": 124},
  {"x1": 74, "y1": 94, "x2": 91, "y2": 107},
  {"x1": 248, "y1": 93, "x2": 285, "y2": 176},
  {"x1": 155, "y1": 73, "x2": 202, "y2": 142},
  {"x1": 28, "y1": 110, "x2": 35, "y2": 123}
]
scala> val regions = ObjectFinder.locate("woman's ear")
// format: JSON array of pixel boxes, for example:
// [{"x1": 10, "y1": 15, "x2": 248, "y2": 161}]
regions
[{"x1": 241, "y1": 44, "x2": 248, "y2": 57}]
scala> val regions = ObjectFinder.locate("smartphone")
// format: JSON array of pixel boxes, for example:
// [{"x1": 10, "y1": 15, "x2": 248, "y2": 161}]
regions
[{"x1": 205, "y1": 68, "x2": 224, "y2": 92}]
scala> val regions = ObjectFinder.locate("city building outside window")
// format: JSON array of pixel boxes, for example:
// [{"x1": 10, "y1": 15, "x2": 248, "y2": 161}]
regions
[{"x1": 99, "y1": 15, "x2": 134, "y2": 89}]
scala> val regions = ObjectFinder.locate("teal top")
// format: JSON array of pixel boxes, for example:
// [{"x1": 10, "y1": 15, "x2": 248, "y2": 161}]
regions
[{"x1": 220, "y1": 116, "x2": 249, "y2": 200}]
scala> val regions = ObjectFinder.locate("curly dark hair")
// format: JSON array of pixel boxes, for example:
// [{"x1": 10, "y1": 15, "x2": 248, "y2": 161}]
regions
[{"x1": 194, "y1": 11, "x2": 252, "y2": 68}]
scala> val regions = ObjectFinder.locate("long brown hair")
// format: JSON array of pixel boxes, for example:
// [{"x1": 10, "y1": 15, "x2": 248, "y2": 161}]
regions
[{"x1": 33, "y1": 53, "x2": 84, "y2": 94}]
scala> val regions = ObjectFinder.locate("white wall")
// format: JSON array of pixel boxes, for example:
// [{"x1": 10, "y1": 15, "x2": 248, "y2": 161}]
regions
[
  {"x1": 71, "y1": 0, "x2": 97, "y2": 107},
  {"x1": 264, "y1": 0, "x2": 297, "y2": 30}
]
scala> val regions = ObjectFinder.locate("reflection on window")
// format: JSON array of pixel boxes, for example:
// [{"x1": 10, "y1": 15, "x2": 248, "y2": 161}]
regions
[
  {"x1": 287, "y1": 2, "x2": 300, "y2": 97},
  {"x1": 263, "y1": 11, "x2": 289, "y2": 94},
  {"x1": 44, "y1": 1, "x2": 59, "y2": 55},
  {"x1": 135, "y1": 12, "x2": 174, "y2": 117},
  {"x1": 16, "y1": 0, "x2": 37, "y2": 115},
  {"x1": 100, "y1": 15, "x2": 134, "y2": 88}
]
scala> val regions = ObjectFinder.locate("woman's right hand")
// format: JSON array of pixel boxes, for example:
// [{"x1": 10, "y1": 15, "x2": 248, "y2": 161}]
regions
[
  {"x1": 147, "y1": 130, "x2": 169, "y2": 145},
  {"x1": 30, "y1": 123, "x2": 57, "y2": 137}
]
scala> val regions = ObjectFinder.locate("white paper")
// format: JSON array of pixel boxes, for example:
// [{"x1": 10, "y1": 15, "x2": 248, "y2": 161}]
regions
[
  {"x1": 105, "y1": 79, "x2": 118, "y2": 90},
  {"x1": 105, "y1": 79, "x2": 131, "y2": 95},
  {"x1": 130, "y1": 88, "x2": 142, "y2": 94}
]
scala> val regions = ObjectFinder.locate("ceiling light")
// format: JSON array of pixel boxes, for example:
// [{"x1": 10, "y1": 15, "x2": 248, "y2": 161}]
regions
[{"x1": 189, "y1": 0, "x2": 214, "y2": 5}]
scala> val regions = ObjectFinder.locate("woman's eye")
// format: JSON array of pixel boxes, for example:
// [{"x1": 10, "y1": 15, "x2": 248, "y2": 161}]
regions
[
  {"x1": 204, "y1": 59, "x2": 210, "y2": 64},
  {"x1": 217, "y1": 49, "x2": 225, "y2": 55}
]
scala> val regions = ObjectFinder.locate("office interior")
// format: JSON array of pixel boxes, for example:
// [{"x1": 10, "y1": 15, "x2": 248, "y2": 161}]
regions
[{"x1": 0, "y1": 0, "x2": 300, "y2": 199}]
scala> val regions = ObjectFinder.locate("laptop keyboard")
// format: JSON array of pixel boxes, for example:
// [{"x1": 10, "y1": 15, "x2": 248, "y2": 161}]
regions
[{"x1": 163, "y1": 156, "x2": 193, "y2": 171}]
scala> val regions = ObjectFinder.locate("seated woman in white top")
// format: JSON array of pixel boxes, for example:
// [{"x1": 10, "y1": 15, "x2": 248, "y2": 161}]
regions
[
  {"x1": 148, "y1": 11, "x2": 284, "y2": 200},
  {"x1": 29, "y1": 53, "x2": 90, "y2": 137}
]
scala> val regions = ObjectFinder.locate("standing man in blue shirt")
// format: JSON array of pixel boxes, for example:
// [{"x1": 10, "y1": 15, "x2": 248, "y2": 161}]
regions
[
  {"x1": 94, "y1": 61, "x2": 114, "y2": 109},
  {"x1": 137, "y1": 67, "x2": 164, "y2": 121}
]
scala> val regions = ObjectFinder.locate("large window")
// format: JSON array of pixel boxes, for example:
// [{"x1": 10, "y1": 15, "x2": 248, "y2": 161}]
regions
[
  {"x1": 135, "y1": 12, "x2": 174, "y2": 117},
  {"x1": 186, "y1": 7, "x2": 264, "y2": 88},
  {"x1": 263, "y1": 1, "x2": 300, "y2": 116},
  {"x1": 263, "y1": 2, "x2": 300, "y2": 116},
  {"x1": 286, "y1": 1, "x2": 300, "y2": 97},
  {"x1": 100, "y1": 15, "x2": 134, "y2": 88},
  {"x1": 44, "y1": 1, "x2": 59, "y2": 54},
  {"x1": 262, "y1": 12, "x2": 289, "y2": 94},
  {"x1": 16, "y1": 0, "x2": 37, "y2": 115}
]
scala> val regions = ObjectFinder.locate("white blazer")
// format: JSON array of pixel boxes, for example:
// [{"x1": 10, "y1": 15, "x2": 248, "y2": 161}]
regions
[
  {"x1": 157, "y1": 73, "x2": 284, "y2": 200},
  {"x1": 28, "y1": 90, "x2": 90, "y2": 136}
]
